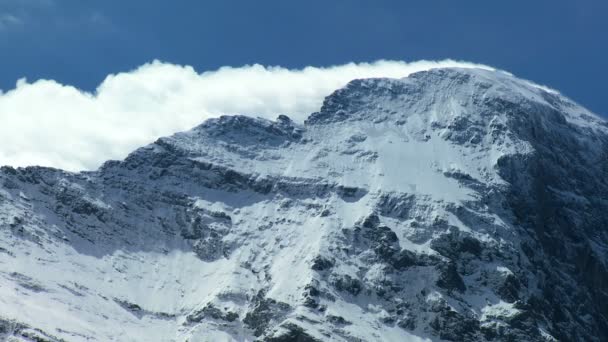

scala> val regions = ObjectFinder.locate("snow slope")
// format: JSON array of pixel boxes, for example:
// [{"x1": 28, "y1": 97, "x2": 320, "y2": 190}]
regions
[{"x1": 1, "y1": 68, "x2": 607, "y2": 341}]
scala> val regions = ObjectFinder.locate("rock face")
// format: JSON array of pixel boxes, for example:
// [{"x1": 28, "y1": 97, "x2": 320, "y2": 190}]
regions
[{"x1": 1, "y1": 68, "x2": 607, "y2": 341}]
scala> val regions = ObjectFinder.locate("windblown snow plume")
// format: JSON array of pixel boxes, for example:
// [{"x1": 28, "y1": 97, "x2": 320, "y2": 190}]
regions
[{"x1": 0, "y1": 60, "x2": 493, "y2": 171}]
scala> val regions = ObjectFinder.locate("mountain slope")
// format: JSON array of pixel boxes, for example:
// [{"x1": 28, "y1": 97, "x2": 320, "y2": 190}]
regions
[{"x1": 1, "y1": 68, "x2": 607, "y2": 341}]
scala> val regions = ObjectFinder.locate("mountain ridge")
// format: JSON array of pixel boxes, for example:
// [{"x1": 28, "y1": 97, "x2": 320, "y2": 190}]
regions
[{"x1": 1, "y1": 67, "x2": 607, "y2": 341}]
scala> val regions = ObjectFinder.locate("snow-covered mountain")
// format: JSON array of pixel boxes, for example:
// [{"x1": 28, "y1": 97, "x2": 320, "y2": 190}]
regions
[{"x1": 1, "y1": 68, "x2": 607, "y2": 342}]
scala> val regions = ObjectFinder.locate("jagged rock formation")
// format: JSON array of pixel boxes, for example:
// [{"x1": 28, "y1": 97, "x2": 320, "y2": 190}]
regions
[{"x1": 1, "y1": 68, "x2": 607, "y2": 341}]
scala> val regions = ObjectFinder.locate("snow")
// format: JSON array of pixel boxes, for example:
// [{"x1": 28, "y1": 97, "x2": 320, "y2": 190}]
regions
[
  {"x1": 1, "y1": 67, "x2": 607, "y2": 341},
  {"x1": 480, "y1": 300, "x2": 521, "y2": 322}
]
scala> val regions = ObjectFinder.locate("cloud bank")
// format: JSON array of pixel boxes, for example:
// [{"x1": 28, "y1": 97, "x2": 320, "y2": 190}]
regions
[{"x1": 0, "y1": 60, "x2": 494, "y2": 171}]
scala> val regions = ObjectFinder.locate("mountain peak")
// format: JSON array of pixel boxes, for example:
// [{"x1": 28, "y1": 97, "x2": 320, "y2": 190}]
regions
[
  {"x1": 2, "y1": 68, "x2": 608, "y2": 341},
  {"x1": 306, "y1": 67, "x2": 604, "y2": 133}
]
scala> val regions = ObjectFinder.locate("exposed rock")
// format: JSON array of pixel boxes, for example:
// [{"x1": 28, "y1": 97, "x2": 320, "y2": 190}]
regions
[
  {"x1": 264, "y1": 323, "x2": 321, "y2": 342},
  {"x1": 244, "y1": 292, "x2": 292, "y2": 337},
  {"x1": 186, "y1": 303, "x2": 239, "y2": 323},
  {"x1": 1, "y1": 67, "x2": 606, "y2": 341}
]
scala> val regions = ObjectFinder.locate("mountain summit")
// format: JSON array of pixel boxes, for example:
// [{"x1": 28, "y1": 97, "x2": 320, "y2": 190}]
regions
[{"x1": 1, "y1": 68, "x2": 607, "y2": 341}]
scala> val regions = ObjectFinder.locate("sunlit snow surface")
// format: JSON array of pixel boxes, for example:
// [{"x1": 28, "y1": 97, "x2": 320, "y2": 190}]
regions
[{"x1": 1, "y1": 68, "x2": 608, "y2": 341}]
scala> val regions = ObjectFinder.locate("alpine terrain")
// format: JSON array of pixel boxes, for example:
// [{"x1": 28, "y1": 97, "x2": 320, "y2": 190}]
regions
[{"x1": 1, "y1": 68, "x2": 608, "y2": 342}]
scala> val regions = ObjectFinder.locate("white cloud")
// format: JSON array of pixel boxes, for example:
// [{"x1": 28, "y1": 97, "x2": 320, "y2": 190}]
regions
[{"x1": 0, "y1": 59, "x2": 494, "y2": 171}]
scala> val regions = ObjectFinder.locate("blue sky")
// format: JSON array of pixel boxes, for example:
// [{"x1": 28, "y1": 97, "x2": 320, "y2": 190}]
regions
[
  {"x1": 0, "y1": 1, "x2": 607, "y2": 171},
  {"x1": 0, "y1": 0, "x2": 606, "y2": 115}
]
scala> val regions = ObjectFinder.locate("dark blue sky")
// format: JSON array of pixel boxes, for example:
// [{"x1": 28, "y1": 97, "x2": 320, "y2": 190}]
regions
[{"x1": 1, "y1": 0, "x2": 607, "y2": 115}]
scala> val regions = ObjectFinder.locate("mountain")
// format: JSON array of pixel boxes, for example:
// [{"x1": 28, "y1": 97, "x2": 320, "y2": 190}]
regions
[{"x1": 1, "y1": 68, "x2": 607, "y2": 342}]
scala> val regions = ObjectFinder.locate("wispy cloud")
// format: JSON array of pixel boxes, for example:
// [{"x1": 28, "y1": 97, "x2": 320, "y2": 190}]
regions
[
  {"x1": 85, "y1": 11, "x2": 117, "y2": 33},
  {"x1": 0, "y1": 13, "x2": 22, "y2": 30},
  {"x1": 1, "y1": 0, "x2": 54, "y2": 8},
  {"x1": 0, "y1": 60, "x2": 494, "y2": 171},
  {"x1": 0, "y1": 0, "x2": 54, "y2": 31},
  {"x1": 0, "y1": 2, "x2": 115, "y2": 36}
]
